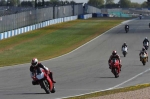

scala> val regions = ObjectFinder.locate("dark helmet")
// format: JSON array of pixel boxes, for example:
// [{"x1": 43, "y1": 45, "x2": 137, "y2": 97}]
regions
[
  {"x1": 112, "y1": 50, "x2": 117, "y2": 55},
  {"x1": 124, "y1": 42, "x2": 126, "y2": 45}
]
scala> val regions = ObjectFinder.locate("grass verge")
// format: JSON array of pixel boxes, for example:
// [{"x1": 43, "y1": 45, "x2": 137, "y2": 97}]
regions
[
  {"x1": 63, "y1": 83, "x2": 150, "y2": 99},
  {"x1": 0, "y1": 18, "x2": 130, "y2": 67}
]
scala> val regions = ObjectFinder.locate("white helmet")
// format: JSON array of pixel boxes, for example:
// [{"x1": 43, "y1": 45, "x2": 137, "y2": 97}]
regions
[
  {"x1": 145, "y1": 37, "x2": 147, "y2": 39},
  {"x1": 31, "y1": 58, "x2": 38, "y2": 67}
]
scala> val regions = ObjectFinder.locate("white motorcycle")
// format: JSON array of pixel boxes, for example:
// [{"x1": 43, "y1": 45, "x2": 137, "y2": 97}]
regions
[
  {"x1": 143, "y1": 42, "x2": 149, "y2": 50},
  {"x1": 122, "y1": 46, "x2": 128, "y2": 57}
]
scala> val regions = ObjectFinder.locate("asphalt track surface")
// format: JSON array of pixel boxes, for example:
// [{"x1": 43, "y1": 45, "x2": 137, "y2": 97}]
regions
[{"x1": 1, "y1": 17, "x2": 150, "y2": 99}]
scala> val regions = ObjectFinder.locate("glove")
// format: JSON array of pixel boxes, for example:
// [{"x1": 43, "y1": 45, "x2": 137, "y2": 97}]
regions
[
  {"x1": 32, "y1": 76, "x2": 36, "y2": 80},
  {"x1": 45, "y1": 70, "x2": 50, "y2": 75}
]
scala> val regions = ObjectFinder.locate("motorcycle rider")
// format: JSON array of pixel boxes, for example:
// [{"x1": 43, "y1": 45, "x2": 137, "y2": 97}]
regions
[
  {"x1": 30, "y1": 58, "x2": 56, "y2": 85},
  {"x1": 125, "y1": 24, "x2": 129, "y2": 31},
  {"x1": 143, "y1": 37, "x2": 149, "y2": 47},
  {"x1": 108, "y1": 51, "x2": 122, "y2": 71},
  {"x1": 139, "y1": 48, "x2": 148, "y2": 62},
  {"x1": 122, "y1": 42, "x2": 128, "y2": 52}
]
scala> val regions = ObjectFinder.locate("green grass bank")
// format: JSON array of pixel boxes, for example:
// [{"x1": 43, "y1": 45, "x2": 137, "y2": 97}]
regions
[
  {"x1": 63, "y1": 83, "x2": 150, "y2": 99},
  {"x1": 0, "y1": 18, "x2": 131, "y2": 67}
]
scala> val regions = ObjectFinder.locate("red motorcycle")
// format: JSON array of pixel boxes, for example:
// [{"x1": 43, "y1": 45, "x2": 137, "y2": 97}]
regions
[
  {"x1": 110, "y1": 58, "x2": 120, "y2": 78},
  {"x1": 32, "y1": 68, "x2": 55, "y2": 94}
]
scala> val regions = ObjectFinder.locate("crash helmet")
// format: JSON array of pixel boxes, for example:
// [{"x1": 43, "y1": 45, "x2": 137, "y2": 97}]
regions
[
  {"x1": 145, "y1": 37, "x2": 148, "y2": 40},
  {"x1": 112, "y1": 50, "x2": 117, "y2": 55},
  {"x1": 31, "y1": 58, "x2": 38, "y2": 67}
]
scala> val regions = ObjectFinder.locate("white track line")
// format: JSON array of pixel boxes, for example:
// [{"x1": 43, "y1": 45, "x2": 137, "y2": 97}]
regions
[{"x1": 56, "y1": 68, "x2": 150, "y2": 99}]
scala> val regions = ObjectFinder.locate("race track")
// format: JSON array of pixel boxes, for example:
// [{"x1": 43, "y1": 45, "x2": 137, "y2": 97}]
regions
[{"x1": 0, "y1": 17, "x2": 150, "y2": 99}]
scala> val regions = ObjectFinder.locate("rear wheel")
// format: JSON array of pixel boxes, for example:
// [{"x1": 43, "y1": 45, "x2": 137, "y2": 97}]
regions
[
  {"x1": 113, "y1": 68, "x2": 119, "y2": 78},
  {"x1": 142, "y1": 61, "x2": 146, "y2": 66},
  {"x1": 123, "y1": 52, "x2": 126, "y2": 57}
]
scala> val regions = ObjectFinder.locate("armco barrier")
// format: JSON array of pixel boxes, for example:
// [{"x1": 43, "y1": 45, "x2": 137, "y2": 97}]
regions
[
  {"x1": 78, "y1": 14, "x2": 92, "y2": 19},
  {"x1": 92, "y1": 13, "x2": 103, "y2": 17},
  {"x1": 0, "y1": 14, "x2": 92, "y2": 40}
]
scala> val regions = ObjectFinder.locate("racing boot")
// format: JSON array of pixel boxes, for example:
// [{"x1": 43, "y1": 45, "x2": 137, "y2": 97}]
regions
[{"x1": 119, "y1": 64, "x2": 122, "y2": 71}]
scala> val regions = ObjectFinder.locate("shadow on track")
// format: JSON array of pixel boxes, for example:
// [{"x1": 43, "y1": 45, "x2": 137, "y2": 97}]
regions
[
  {"x1": 97, "y1": 77, "x2": 115, "y2": 78},
  {"x1": 4, "y1": 93, "x2": 47, "y2": 95}
]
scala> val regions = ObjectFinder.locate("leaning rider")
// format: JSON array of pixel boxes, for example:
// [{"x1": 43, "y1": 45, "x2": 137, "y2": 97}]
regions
[{"x1": 30, "y1": 58, "x2": 56, "y2": 85}]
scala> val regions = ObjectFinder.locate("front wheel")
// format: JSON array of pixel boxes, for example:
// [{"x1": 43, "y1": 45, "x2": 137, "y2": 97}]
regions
[
  {"x1": 123, "y1": 51, "x2": 126, "y2": 57},
  {"x1": 40, "y1": 79, "x2": 50, "y2": 94},
  {"x1": 112, "y1": 68, "x2": 119, "y2": 78},
  {"x1": 51, "y1": 85, "x2": 56, "y2": 93},
  {"x1": 142, "y1": 61, "x2": 146, "y2": 66},
  {"x1": 142, "y1": 59, "x2": 146, "y2": 66}
]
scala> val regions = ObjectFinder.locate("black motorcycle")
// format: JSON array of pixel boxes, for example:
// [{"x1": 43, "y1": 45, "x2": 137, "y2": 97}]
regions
[{"x1": 125, "y1": 27, "x2": 129, "y2": 33}]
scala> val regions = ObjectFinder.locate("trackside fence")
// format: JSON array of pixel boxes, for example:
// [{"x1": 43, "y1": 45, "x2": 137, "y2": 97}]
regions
[{"x1": 0, "y1": 14, "x2": 92, "y2": 40}]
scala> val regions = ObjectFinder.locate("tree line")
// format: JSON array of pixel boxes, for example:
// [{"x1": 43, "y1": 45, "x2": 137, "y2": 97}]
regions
[
  {"x1": 0, "y1": 0, "x2": 76, "y2": 7},
  {"x1": 0, "y1": 0, "x2": 150, "y2": 8},
  {"x1": 88, "y1": 0, "x2": 150, "y2": 8}
]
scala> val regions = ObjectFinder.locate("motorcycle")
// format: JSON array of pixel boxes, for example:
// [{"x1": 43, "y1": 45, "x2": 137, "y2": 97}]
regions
[
  {"x1": 143, "y1": 42, "x2": 149, "y2": 50},
  {"x1": 140, "y1": 52, "x2": 147, "y2": 66},
  {"x1": 110, "y1": 58, "x2": 120, "y2": 78},
  {"x1": 32, "y1": 68, "x2": 55, "y2": 94},
  {"x1": 122, "y1": 46, "x2": 128, "y2": 57},
  {"x1": 125, "y1": 27, "x2": 129, "y2": 33}
]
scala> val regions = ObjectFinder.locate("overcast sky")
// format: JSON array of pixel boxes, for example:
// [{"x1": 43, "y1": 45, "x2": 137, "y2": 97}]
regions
[{"x1": 67, "y1": 0, "x2": 145, "y2": 4}]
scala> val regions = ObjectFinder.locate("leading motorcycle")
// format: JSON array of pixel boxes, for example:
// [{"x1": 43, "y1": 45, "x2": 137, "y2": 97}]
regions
[
  {"x1": 122, "y1": 46, "x2": 128, "y2": 57},
  {"x1": 32, "y1": 68, "x2": 55, "y2": 94},
  {"x1": 110, "y1": 58, "x2": 120, "y2": 78}
]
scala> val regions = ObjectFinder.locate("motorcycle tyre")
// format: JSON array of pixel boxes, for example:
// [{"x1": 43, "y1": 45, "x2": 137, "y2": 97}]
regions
[
  {"x1": 51, "y1": 85, "x2": 56, "y2": 93},
  {"x1": 112, "y1": 68, "x2": 119, "y2": 78},
  {"x1": 40, "y1": 79, "x2": 50, "y2": 94}
]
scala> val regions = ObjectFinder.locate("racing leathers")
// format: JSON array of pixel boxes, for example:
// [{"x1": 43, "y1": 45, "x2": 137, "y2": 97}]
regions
[
  {"x1": 139, "y1": 50, "x2": 148, "y2": 62},
  {"x1": 122, "y1": 44, "x2": 128, "y2": 52},
  {"x1": 125, "y1": 25, "x2": 129, "y2": 30},
  {"x1": 108, "y1": 54, "x2": 122, "y2": 71},
  {"x1": 143, "y1": 39, "x2": 149, "y2": 46}
]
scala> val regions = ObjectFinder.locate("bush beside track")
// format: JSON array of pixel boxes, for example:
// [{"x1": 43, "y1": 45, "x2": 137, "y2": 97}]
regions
[{"x1": 63, "y1": 83, "x2": 150, "y2": 99}]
